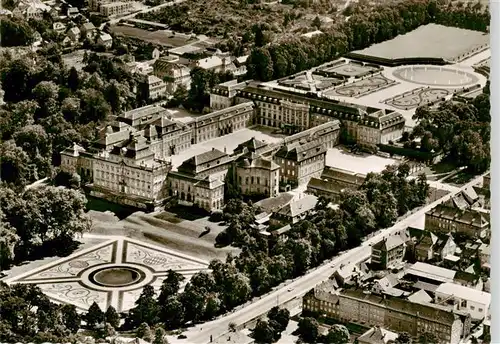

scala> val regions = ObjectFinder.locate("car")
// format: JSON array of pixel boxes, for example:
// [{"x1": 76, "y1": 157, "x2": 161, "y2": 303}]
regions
[
  {"x1": 287, "y1": 288, "x2": 293, "y2": 292},
  {"x1": 177, "y1": 335, "x2": 187, "y2": 339}
]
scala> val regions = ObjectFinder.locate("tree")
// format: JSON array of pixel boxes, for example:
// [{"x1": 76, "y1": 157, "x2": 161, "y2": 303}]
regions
[
  {"x1": 67, "y1": 67, "x2": 81, "y2": 92},
  {"x1": 0, "y1": 210, "x2": 19, "y2": 269},
  {"x1": 161, "y1": 295, "x2": 185, "y2": 329},
  {"x1": 128, "y1": 285, "x2": 159, "y2": 326},
  {"x1": 1, "y1": 58, "x2": 35, "y2": 104},
  {"x1": 61, "y1": 304, "x2": 80, "y2": 333},
  {"x1": 324, "y1": 324, "x2": 350, "y2": 344},
  {"x1": 253, "y1": 320, "x2": 276, "y2": 344},
  {"x1": 395, "y1": 332, "x2": 412, "y2": 344},
  {"x1": 13, "y1": 124, "x2": 52, "y2": 158},
  {"x1": 136, "y1": 322, "x2": 153, "y2": 341},
  {"x1": 0, "y1": 141, "x2": 30, "y2": 188},
  {"x1": 312, "y1": 16, "x2": 322, "y2": 29},
  {"x1": 297, "y1": 317, "x2": 319, "y2": 343},
  {"x1": 267, "y1": 307, "x2": 290, "y2": 333},
  {"x1": 103, "y1": 322, "x2": 116, "y2": 337},
  {"x1": 153, "y1": 327, "x2": 167, "y2": 344},
  {"x1": 105, "y1": 306, "x2": 120, "y2": 329},
  {"x1": 158, "y1": 270, "x2": 185, "y2": 304},
  {"x1": 0, "y1": 17, "x2": 34, "y2": 47},
  {"x1": 418, "y1": 332, "x2": 438, "y2": 344},
  {"x1": 86, "y1": 302, "x2": 105, "y2": 329}
]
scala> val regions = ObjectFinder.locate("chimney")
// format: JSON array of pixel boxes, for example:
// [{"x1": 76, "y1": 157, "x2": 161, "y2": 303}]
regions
[
  {"x1": 212, "y1": 147, "x2": 215, "y2": 151},
  {"x1": 224, "y1": 146, "x2": 227, "y2": 153}
]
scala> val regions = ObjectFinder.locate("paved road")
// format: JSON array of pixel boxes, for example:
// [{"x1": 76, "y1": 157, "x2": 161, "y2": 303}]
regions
[{"x1": 169, "y1": 172, "x2": 487, "y2": 344}]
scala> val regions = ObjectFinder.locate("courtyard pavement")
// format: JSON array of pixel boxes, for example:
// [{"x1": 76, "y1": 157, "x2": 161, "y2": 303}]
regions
[
  {"x1": 326, "y1": 148, "x2": 398, "y2": 175},
  {"x1": 169, "y1": 128, "x2": 283, "y2": 169}
]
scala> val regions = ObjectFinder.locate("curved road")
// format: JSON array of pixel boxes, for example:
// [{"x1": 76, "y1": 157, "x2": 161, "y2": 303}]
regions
[{"x1": 170, "y1": 172, "x2": 488, "y2": 344}]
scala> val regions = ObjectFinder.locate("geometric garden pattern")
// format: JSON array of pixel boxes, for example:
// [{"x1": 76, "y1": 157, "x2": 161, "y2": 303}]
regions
[{"x1": 5, "y1": 236, "x2": 210, "y2": 312}]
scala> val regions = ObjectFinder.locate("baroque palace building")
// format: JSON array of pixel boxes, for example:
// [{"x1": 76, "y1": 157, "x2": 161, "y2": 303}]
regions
[
  {"x1": 210, "y1": 80, "x2": 405, "y2": 147},
  {"x1": 61, "y1": 102, "x2": 255, "y2": 210}
]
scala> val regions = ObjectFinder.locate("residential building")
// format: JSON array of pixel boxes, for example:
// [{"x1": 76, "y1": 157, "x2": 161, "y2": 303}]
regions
[
  {"x1": 425, "y1": 204, "x2": 490, "y2": 239},
  {"x1": 333, "y1": 262, "x2": 372, "y2": 286},
  {"x1": 233, "y1": 55, "x2": 248, "y2": 76},
  {"x1": 12, "y1": 0, "x2": 50, "y2": 20},
  {"x1": 371, "y1": 236, "x2": 406, "y2": 270},
  {"x1": 195, "y1": 56, "x2": 235, "y2": 73},
  {"x1": 483, "y1": 173, "x2": 490, "y2": 189},
  {"x1": 273, "y1": 194, "x2": 318, "y2": 224},
  {"x1": 97, "y1": 33, "x2": 113, "y2": 49},
  {"x1": 153, "y1": 59, "x2": 191, "y2": 94},
  {"x1": 255, "y1": 193, "x2": 294, "y2": 214},
  {"x1": 442, "y1": 186, "x2": 481, "y2": 210},
  {"x1": 274, "y1": 141, "x2": 327, "y2": 189},
  {"x1": 335, "y1": 288, "x2": 470, "y2": 344},
  {"x1": 80, "y1": 22, "x2": 96, "y2": 40},
  {"x1": 306, "y1": 177, "x2": 345, "y2": 202},
  {"x1": 66, "y1": 7, "x2": 79, "y2": 17},
  {"x1": 320, "y1": 166, "x2": 366, "y2": 188},
  {"x1": 406, "y1": 228, "x2": 457, "y2": 262},
  {"x1": 479, "y1": 243, "x2": 490, "y2": 269},
  {"x1": 67, "y1": 27, "x2": 81, "y2": 42},
  {"x1": 434, "y1": 282, "x2": 491, "y2": 321},
  {"x1": 137, "y1": 74, "x2": 167, "y2": 101},
  {"x1": 53, "y1": 22, "x2": 66, "y2": 33},
  {"x1": 100, "y1": 1, "x2": 133, "y2": 17},
  {"x1": 167, "y1": 149, "x2": 232, "y2": 211},
  {"x1": 303, "y1": 279, "x2": 340, "y2": 318},
  {"x1": 357, "y1": 327, "x2": 398, "y2": 344}
]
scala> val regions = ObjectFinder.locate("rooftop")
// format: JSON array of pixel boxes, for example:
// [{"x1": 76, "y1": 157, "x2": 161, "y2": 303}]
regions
[
  {"x1": 405, "y1": 262, "x2": 456, "y2": 283},
  {"x1": 255, "y1": 193, "x2": 294, "y2": 213},
  {"x1": 277, "y1": 194, "x2": 318, "y2": 218},
  {"x1": 341, "y1": 288, "x2": 459, "y2": 325},
  {"x1": 357, "y1": 326, "x2": 398, "y2": 344},
  {"x1": 435, "y1": 282, "x2": 491, "y2": 306}
]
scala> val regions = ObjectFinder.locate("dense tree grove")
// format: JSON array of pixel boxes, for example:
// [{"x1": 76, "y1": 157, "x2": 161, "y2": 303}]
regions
[
  {"x1": 0, "y1": 52, "x2": 138, "y2": 187},
  {"x1": 247, "y1": 0, "x2": 489, "y2": 81},
  {"x1": 411, "y1": 83, "x2": 490, "y2": 173},
  {"x1": 0, "y1": 16, "x2": 34, "y2": 47},
  {"x1": 0, "y1": 186, "x2": 91, "y2": 268},
  {"x1": 0, "y1": 282, "x2": 81, "y2": 342}
]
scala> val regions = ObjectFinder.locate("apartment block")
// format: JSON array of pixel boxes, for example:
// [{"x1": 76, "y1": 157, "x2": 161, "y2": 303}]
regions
[
  {"x1": 371, "y1": 236, "x2": 406, "y2": 270},
  {"x1": 425, "y1": 204, "x2": 490, "y2": 239},
  {"x1": 303, "y1": 287, "x2": 471, "y2": 344}
]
